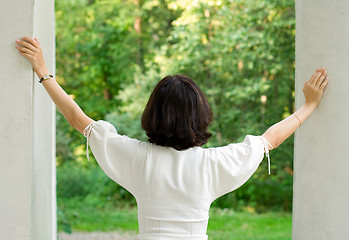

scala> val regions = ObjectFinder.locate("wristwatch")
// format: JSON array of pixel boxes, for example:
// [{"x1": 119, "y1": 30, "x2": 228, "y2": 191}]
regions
[{"x1": 39, "y1": 74, "x2": 54, "y2": 83}]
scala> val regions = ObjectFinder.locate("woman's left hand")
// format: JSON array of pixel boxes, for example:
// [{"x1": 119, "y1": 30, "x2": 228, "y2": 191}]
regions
[
  {"x1": 303, "y1": 68, "x2": 329, "y2": 109},
  {"x1": 16, "y1": 36, "x2": 49, "y2": 79}
]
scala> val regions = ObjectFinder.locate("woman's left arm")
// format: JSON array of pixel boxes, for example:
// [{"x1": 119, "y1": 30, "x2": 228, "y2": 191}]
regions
[
  {"x1": 16, "y1": 36, "x2": 94, "y2": 134},
  {"x1": 262, "y1": 68, "x2": 329, "y2": 149}
]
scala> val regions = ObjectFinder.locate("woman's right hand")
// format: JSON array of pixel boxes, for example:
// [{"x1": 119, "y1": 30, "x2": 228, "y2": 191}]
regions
[{"x1": 303, "y1": 68, "x2": 329, "y2": 108}]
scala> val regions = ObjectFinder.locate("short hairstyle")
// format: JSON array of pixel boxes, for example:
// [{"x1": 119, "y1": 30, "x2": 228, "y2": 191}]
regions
[{"x1": 141, "y1": 75, "x2": 213, "y2": 150}]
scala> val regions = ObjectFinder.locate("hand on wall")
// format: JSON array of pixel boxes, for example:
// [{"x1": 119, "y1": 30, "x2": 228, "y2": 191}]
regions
[
  {"x1": 303, "y1": 68, "x2": 329, "y2": 109},
  {"x1": 16, "y1": 36, "x2": 49, "y2": 79}
]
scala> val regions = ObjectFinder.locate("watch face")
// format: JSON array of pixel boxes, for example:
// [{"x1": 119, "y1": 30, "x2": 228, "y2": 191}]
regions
[{"x1": 43, "y1": 75, "x2": 50, "y2": 80}]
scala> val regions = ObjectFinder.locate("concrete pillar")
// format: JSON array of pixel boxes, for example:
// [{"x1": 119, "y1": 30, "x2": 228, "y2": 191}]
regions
[
  {"x1": 0, "y1": 0, "x2": 56, "y2": 239},
  {"x1": 293, "y1": 0, "x2": 349, "y2": 239}
]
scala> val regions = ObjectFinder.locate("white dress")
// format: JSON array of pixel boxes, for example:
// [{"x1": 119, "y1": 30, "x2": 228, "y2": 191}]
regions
[{"x1": 84, "y1": 120, "x2": 272, "y2": 240}]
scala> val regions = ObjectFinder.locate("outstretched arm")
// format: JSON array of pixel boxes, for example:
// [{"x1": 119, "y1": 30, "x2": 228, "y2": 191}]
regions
[
  {"x1": 16, "y1": 36, "x2": 94, "y2": 134},
  {"x1": 262, "y1": 68, "x2": 329, "y2": 149}
]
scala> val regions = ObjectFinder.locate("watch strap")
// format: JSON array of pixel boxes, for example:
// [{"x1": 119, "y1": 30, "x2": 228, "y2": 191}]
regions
[{"x1": 39, "y1": 74, "x2": 54, "y2": 83}]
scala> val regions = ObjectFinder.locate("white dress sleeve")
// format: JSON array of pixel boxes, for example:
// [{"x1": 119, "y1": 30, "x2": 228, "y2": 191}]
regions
[
  {"x1": 206, "y1": 135, "x2": 272, "y2": 200},
  {"x1": 83, "y1": 120, "x2": 149, "y2": 195}
]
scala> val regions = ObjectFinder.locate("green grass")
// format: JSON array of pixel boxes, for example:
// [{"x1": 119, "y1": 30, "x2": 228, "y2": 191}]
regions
[
  {"x1": 58, "y1": 198, "x2": 292, "y2": 239},
  {"x1": 58, "y1": 197, "x2": 139, "y2": 233},
  {"x1": 207, "y1": 208, "x2": 292, "y2": 240}
]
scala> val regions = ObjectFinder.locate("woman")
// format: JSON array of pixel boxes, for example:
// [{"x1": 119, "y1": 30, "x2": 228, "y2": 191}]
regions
[{"x1": 16, "y1": 36, "x2": 328, "y2": 240}]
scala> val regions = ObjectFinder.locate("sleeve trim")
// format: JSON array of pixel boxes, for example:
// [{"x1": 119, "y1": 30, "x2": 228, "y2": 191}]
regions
[
  {"x1": 83, "y1": 121, "x2": 96, "y2": 161},
  {"x1": 83, "y1": 122, "x2": 96, "y2": 138},
  {"x1": 260, "y1": 136, "x2": 273, "y2": 175}
]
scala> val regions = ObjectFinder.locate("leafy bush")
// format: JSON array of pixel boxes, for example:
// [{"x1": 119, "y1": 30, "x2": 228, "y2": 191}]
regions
[{"x1": 57, "y1": 161, "x2": 137, "y2": 207}]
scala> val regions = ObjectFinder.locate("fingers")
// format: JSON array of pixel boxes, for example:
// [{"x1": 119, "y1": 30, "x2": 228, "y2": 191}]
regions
[
  {"x1": 309, "y1": 68, "x2": 325, "y2": 85},
  {"x1": 16, "y1": 36, "x2": 41, "y2": 54},
  {"x1": 16, "y1": 36, "x2": 48, "y2": 75},
  {"x1": 16, "y1": 36, "x2": 42, "y2": 55},
  {"x1": 22, "y1": 36, "x2": 40, "y2": 49},
  {"x1": 16, "y1": 40, "x2": 36, "y2": 53},
  {"x1": 320, "y1": 76, "x2": 329, "y2": 90},
  {"x1": 34, "y1": 37, "x2": 41, "y2": 46},
  {"x1": 16, "y1": 36, "x2": 44, "y2": 65},
  {"x1": 18, "y1": 49, "x2": 33, "y2": 59},
  {"x1": 306, "y1": 67, "x2": 329, "y2": 92},
  {"x1": 16, "y1": 44, "x2": 35, "y2": 56},
  {"x1": 315, "y1": 69, "x2": 327, "y2": 87}
]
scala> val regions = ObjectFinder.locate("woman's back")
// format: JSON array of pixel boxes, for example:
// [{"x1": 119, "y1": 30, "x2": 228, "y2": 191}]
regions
[
  {"x1": 137, "y1": 145, "x2": 210, "y2": 239},
  {"x1": 86, "y1": 120, "x2": 269, "y2": 240}
]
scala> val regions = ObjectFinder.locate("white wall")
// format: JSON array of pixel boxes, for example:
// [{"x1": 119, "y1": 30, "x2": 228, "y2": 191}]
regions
[
  {"x1": 293, "y1": 0, "x2": 349, "y2": 239},
  {"x1": 0, "y1": 0, "x2": 56, "y2": 239}
]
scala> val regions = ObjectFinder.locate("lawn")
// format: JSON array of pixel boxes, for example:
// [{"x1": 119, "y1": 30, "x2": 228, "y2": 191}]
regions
[
  {"x1": 58, "y1": 198, "x2": 292, "y2": 240},
  {"x1": 207, "y1": 208, "x2": 292, "y2": 240}
]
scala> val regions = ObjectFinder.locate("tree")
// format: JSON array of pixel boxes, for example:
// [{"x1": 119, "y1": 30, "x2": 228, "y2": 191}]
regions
[{"x1": 56, "y1": 0, "x2": 295, "y2": 211}]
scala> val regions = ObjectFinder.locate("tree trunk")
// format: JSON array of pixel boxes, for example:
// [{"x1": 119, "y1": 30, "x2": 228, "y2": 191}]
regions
[{"x1": 134, "y1": 0, "x2": 145, "y2": 73}]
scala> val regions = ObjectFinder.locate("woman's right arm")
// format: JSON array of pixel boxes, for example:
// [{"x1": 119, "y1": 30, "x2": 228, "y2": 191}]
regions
[
  {"x1": 262, "y1": 68, "x2": 329, "y2": 149},
  {"x1": 16, "y1": 36, "x2": 94, "y2": 134},
  {"x1": 40, "y1": 77, "x2": 94, "y2": 134}
]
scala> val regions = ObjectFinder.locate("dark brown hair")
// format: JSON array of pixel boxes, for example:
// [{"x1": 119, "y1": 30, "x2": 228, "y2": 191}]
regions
[{"x1": 141, "y1": 75, "x2": 213, "y2": 150}]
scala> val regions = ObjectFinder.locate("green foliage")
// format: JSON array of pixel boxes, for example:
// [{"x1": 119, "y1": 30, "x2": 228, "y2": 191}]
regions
[
  {"x1": 56, "y1": 0, "x2": 295, "y2": 211},
  {"x1": 57, "y1": 161, "x2": 136, "y2": 206},
  {"x1": 57, "y1": 207, "x2": 72, "y2": 234}
]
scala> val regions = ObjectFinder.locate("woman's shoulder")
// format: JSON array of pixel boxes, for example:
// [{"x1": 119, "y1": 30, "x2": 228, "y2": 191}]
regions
[
  {"x1": 86, "y1": 120, "x2": 151, "y2": 148},
  {"x1": 202, "y1": 135, "x2": 268, "y2": 158}
]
